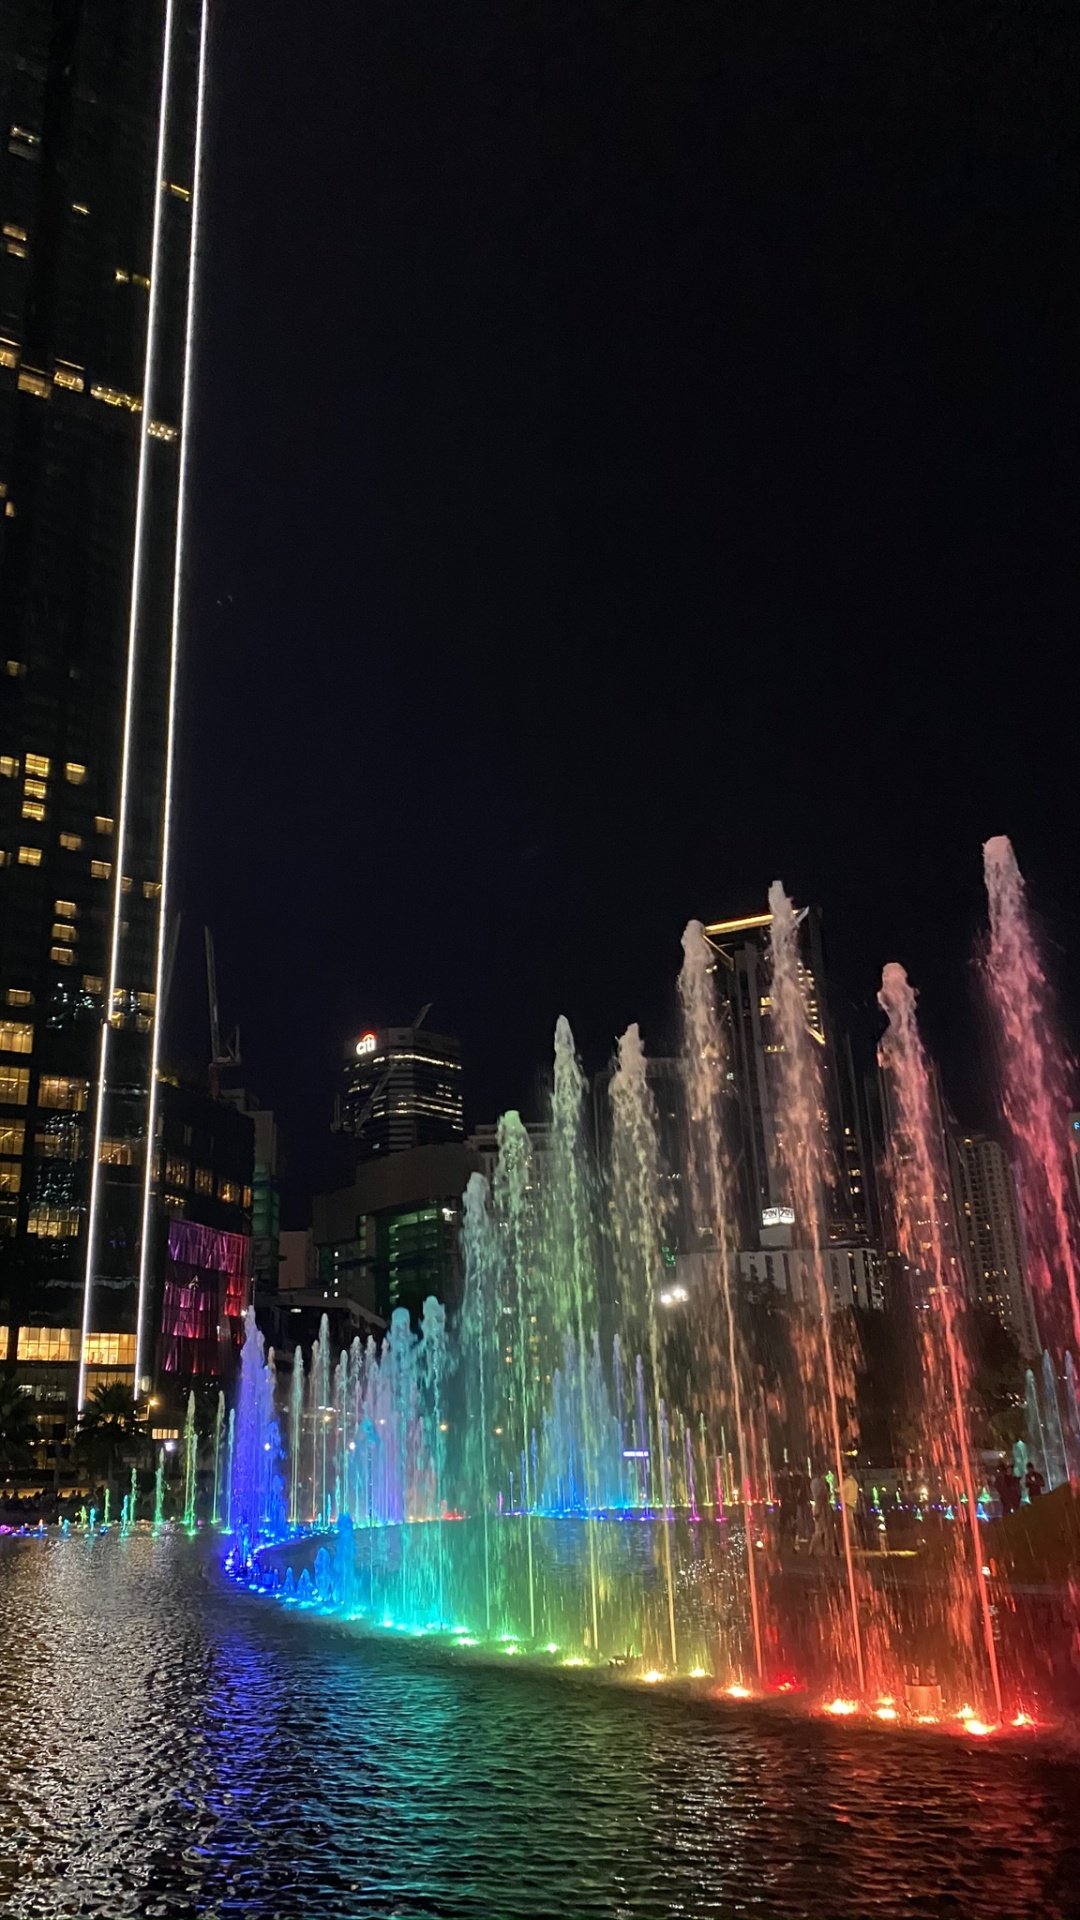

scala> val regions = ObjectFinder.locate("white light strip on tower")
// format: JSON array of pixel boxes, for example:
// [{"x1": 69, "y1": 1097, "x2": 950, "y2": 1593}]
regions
[
  {"x1": 134, "y1": 0, "x2": 212, "y2": 1395},
  {"x1": 79, "y1": 0, "x2": 178, "y2": 1413}
]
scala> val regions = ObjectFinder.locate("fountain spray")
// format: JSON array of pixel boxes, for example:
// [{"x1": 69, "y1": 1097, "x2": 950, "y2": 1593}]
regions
[
  {"x1": 211, "y1": 1390, "x2": 225, "y2": 1525},
  {"x1": 768, "y1": 883, "x2": 865, "y2": 1698},
  {"x1": 154, "y1": 1447, "x2": 165, "y2": 1531},
  {"x1": 679, "y1": 921, "x2": 764, "y2": 1684},
  {"x1": 878, "y1": 962, "x2": 1003, "y2": 1719},
  {"x1": 982, "y1": 835, "x2": 1080, "y2": 1365},
  {"x1": 182, "y1": 1390, "x2": 198, "y2": 1531}
]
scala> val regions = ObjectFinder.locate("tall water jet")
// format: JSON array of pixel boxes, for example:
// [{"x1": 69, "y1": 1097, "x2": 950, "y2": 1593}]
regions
[
  {"x1": 610, "y1": 1021, "x2": 678, "y2": 1669},
  {"x1": 182, "y1": 1391, "x2": 197, "y2": 1531},
  {"x1": 289, "y1": 1346, "x2": 304, "y2": 1524},
  {"x1": 878, "y1": 962, "x2": 1003, "y2": 1718},
  {"x1": 768, "y1": 882, "x2": 865, "y2": 1697},
  {"x1": 679, "y1": 919, "x2": 764, "y2": 1684},
  {"x1": 494, "y1": 1112, "x2": 539, "y2": 1639},
  {"x1": 153, "y1": 1447, "x2": 165, "y2": 1532},
  {"x1": 550, "y1": 1016, "x2": 601, "y2": 1652},
  {"x1": 982, "y1": 836, "x2": 1080, "y2": 1363},
  {"x1": 211, "y1": 1390, "x2": 225, "y2": 1526}
]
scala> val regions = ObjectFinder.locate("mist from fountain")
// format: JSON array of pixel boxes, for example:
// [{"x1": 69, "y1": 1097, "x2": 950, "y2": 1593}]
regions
[
  {"x1": 982, "y1": 835, "x2": 1080, "y2": 1366},
  {"x1": 877, "y1": 962, "x2": 1002, "y2": 1718}
]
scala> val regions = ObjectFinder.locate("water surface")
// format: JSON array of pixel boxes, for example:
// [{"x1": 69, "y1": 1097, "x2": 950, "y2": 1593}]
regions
[{"x1": 0, "y1": 1534, "x2": 1077, "y2": 1918}]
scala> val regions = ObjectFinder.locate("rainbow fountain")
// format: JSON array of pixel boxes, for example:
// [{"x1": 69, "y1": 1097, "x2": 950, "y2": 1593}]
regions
[{"x1": 222, "y1": 845, "x2": 1080, "y2": 1738}]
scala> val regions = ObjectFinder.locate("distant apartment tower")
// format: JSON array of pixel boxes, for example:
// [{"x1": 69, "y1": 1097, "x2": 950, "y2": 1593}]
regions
[
  {"x1": 950, "y1": 1129, "x2": 1039, "y2": 1356},
  {"x1": 0, "y1": 1, "x2": 210, "y2": 1408},
  {"x1": 339, "y1": 1023, "x2": 464, "y2": 1164}
]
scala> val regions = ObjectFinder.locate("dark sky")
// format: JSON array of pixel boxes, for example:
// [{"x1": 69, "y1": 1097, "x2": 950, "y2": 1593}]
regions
[{"x1": 172, "y1": 0, "x2": 1079, "y2": 1218}]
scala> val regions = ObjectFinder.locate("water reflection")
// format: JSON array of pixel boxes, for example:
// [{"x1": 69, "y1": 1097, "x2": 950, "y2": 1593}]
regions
[{"x1": 0, "y1": 1535, "x2": 1077, "y2": 1919}]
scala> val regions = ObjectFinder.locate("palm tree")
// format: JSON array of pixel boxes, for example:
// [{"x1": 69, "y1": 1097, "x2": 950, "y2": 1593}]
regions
[
  {"x1": 0, "y1": 1379, "x2": 38, "y2": 1477},
  {"x1": 75, "y1": 1383, "x2": 142, "y2": 1500}
]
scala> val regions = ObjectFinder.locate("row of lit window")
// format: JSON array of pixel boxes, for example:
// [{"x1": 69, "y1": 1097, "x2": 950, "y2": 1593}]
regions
[
  {"x1": 1, "y1": 755, "x2": 87, "y2": 782},
  {"x1": 0, "y1": 1326, "x2": 136, "y2": 1366},
  {"x1": 0, "y1": 1070, "x2": 87, "y2": 1109},
  {"x1": 0, "y1": 847, "x2": 161, "y2": 900}
]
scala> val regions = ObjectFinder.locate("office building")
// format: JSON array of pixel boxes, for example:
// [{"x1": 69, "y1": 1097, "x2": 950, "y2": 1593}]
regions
[
  {"x1": 0, "y1": 1, "x2": 209, "y2": 1411},
  {"x1": 338, "y1": 1022, "x2": 464, "y2": 1164},
  {"x1": 950, "y1": 1127, "x2": 1039, "y2": 1356},
  {"x1": 314, "y1": 1141, "x2": 481, "y2": 1323}
]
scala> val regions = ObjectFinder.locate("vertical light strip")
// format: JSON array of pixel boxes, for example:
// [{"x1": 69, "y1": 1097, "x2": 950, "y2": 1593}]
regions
[
  {"x1": 78, "y1": 0, "x2": 178, "y2": 1412},
  {"x1": 134, "y1": 0, "x2": 211, "y2": 1394}
]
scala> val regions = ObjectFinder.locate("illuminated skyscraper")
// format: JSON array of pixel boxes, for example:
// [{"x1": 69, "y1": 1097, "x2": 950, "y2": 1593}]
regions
[
  {"x1": 339, "y1": 1023, "x2": 465, "y2": 1166},
  {"x1": 0, "y1": 1, "x2": 210, "y2": 1411}
]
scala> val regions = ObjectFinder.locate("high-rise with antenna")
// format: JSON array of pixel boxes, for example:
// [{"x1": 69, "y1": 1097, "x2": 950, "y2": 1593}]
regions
[{"x1": 0, "y1": 2, "x2": 211, "y2": 1415}]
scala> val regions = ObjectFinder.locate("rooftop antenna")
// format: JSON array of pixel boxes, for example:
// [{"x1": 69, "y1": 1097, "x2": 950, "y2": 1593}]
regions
[{"x1": 204, "y1": 926, "x2": 241, "y2": 1098}]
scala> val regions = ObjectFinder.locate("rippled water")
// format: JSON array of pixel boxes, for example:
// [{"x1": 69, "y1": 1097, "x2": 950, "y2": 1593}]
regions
[{"x1": 1, "y1": 1535, "x2": 1079, "y2": 1919}]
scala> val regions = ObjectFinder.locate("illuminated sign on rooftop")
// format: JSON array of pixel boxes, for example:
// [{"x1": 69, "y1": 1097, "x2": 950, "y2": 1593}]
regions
[{"x1": 355, "y1": 1031, "x2": 377, "y2": 1057}]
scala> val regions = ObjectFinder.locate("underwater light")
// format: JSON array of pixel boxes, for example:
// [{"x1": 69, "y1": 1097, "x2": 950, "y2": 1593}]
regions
[
  {"x1": 727, "y1": 1684, "x2": 752, "y2": 1699},
  {"x1": 544, "y1": 1643, "x2": 559, "y2": 1654},
  {"x1": 641, "y1": 1669, "x2": 665, "y2": 1684},
  {"x1": 1011, "y1": 1710, "x2": 1035, "y2": 1728},
  {"x1": 689, "y1": 1667, "x2": 708, "y2": 1679},
  {"x1": 562, "y1": 1656, "x2": 586, "y2": 1668},
  {"x1": 823, "y1": 1698, "x2": 858, "y2": 1716},
  {"x1": 875, "y1": 1706, "x2": 898, "y2": 1722},
  {"x1": 961, "y1": 1715, "x2": 993, "y2": 1737}
]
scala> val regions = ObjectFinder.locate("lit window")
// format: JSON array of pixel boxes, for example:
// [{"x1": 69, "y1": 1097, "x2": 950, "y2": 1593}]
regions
[
  {"x1": 94, "y1": 816, "x2": 113, "y2": 834},
  {"x1": 0, "y1": 1123, "x2": 24, "y2": 1154},
  {"x1": 82, "y1": 976, "x2": 103, "y2": 994},
  {"x1": 53, "y1": 366, "x2": 84, "y2": 393},
  {"x1": 64, "y1": 763, "x2": 86, "y2": 784},
  {"x1": 0, "y1": 1163, "x2": 20, "y2": 1194},
  {"x1": 99, "y1": 1138, "x2": 136, "y2": 1166},
  {"x1": 194, "y1": 1168, "x2": 213, "y2": 1195},
  {"x1": 51, "y1": 923, "x2": 77, "y2": 942},
  {"x1": 165, "y1": 181, "x2": 191, "y2": 201},
  {"x1": 25, "y1": 754, "x2": 49, "y2": 777},
  {"x1": 72, "y1": 203, "x2": 89, "y2": 215},
  {"x1": 54, "y1": 899, "x2": 76, "y2": 917},
  {"x1": 0, "y1": 1021, "x2": 33, "y2": 1054},
  {"x1": 142, "y1": 881, "x2": 162, "y2": 899},
  {"x1": 4, "y1": 660, "x2": 25, "y2": 677},
  {"x1": 121, "y1": 875, "x2": 133, "y2": 894},
  {"x1": 84, "y1": 1332, "x2": 135, "y2": 1368},
  {"x1": 218, "y1": 1178, "x2": 239, "y2": 1205},
  {"x1": 151, "y1": 1428, "x2": 180, "y2": 1442},
  {"x1": 0, "y1": 343, "x2": 16, "y2": 369},
  {"x1": 0, "y1": 756, "x2": 17, "y2": 777},
  {"x1": 136, "y1": 992, "x2": 155, "y2": 1013},
  {"x1": 2, "y1": 223, "x2": 26, "y2": 242},
  {"x1": 166, "y1": 1157, "x2": 189, "y2": 1188},
  {"x1": 23, "y1": 778, "x2": 47, "y2": 799},
  {"x1": 147, "y1": 420, "x2": 177, "y2": 442},
  {"x1": 241, "y1": 1184, "x2": 252, "y2": 1209},
  {"x1": 90, "y1": 860, "x2": 111, "y2": 880},
  {"x1": 37, "y1": 1076, "x2": 87, "y2": 1112},
  {"x1": 50, "y1": 947, "x2": 75, "y2": 967},
  {"x1": 4, "y1": 990, "x2": 31, "y2": 1008},
  {"x1": 59, "y1": 833, "x2": 83, "y2": 851},
  {"x1": 21, "y1": 800, "x2": 46, "y2": 821},
  {"x1": 16, "y1": 846, "x2": 41, "y2": 866},
  {"x1": 17, "y1": 369, "x2": 50, "y2": 398},
  {"x1": 26, "y1": 1206, "x2": 80, "y2": 1238},
  {"x1": 114, "y1": 268, "x2": 130, "y2": 284},
  {"x1": 17, "y1": 1326, "x2": 80, "y2": 1362},
  {"x1": 0, "y1": 853, "x2": 8, "y2": 868},
  {"x1": 89, "y1": 384, "x2": 141, "y2": 412},
  {"x1": 0, "y1": 1067, "x2": 29, "y2": 1105}
]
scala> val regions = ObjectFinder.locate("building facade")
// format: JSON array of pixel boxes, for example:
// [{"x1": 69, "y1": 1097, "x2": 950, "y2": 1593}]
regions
[
  {"x1": 338, "y1": 1023, "x2": 464, "y2": 1164},
  {"x1": 950, "y1": 1127, "x2": 1039, "y2": 1356},
  {"x1": 0, "y1": 0, "x2": 209, "y2": 1409}
]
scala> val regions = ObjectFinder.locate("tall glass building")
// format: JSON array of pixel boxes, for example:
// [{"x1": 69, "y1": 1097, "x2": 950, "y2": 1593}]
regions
[{"x1": 0, "y1": 0, "x2": 209, "y2": 1413}]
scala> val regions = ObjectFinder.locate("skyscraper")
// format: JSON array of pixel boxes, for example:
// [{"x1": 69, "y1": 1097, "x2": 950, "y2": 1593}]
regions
[
  {"x1": 338, "y1": 1022, "x2": 465, "y2": 1166},
  {"x1": 0, "y1": 1, "x2": 209, "y2": 1411},
  {"x1": 950, "y1": 1128, "x2": 1039, "y2": 1357}
]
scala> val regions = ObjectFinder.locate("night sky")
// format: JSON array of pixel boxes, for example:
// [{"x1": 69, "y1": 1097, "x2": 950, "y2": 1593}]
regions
[{"x1": 172, "y1": 1, "x2": 1079, "y2": 1218}]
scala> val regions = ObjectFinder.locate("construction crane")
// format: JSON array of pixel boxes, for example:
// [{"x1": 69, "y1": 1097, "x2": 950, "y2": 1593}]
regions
[{"x1": 204, "y1": 927, "x2": 241, "y2": 1099}]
